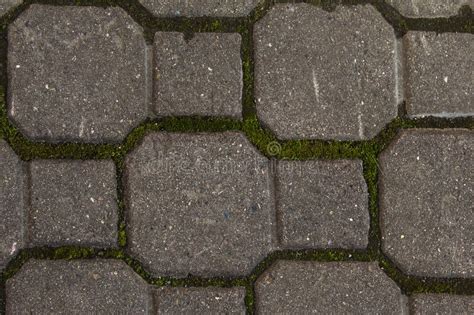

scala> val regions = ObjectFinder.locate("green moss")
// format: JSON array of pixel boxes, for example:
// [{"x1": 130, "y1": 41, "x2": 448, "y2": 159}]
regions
[{"x1": 1, "y1": 1, "x2": 473, "y2": 313}]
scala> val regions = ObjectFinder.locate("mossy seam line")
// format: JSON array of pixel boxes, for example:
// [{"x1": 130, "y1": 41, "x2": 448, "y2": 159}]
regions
[{"x1": 0, "y1": 0, "x2": 473, "y2": 313}]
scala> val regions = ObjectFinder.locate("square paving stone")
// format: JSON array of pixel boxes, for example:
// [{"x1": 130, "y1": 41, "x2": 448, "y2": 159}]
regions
[
  {"x1": 139, "y1": 0, "x2": 262, "y2": 17},
  {"x1": 256, "y1": 261, "x2": 406, "y2": 314},
  {"x1": 154, "y1": 32, "x2": 242, "y2": 119},
  {"x1": 254, "y1": 4, "x2": 397, "y2": 140},
  {"x1": 410, "y1": 294, "x2": 474, "y2": 314},
  {"x1": 276, "y1": 160, "x2": 369, "y2": 250},
  {"x1": 8, "y1": 5, "x2": 148, "y2": 143},
  {"x1": 6, "y1": 259, "x2": 151, "y2": 314},
  {"x1": 0, "y1": 140, "x2": 26, "y2": 268},
  {"x1": 380, "y1": 129, "x2": 473, "y2": 277},
  {"x1": 405, "y1": 32, "x2": 473, "y2": 117},
  {"x1": 29, "y1": 160, "x2": 118, "y2": 247},
  {"x1": 386, "y1": 0, "x2": 472, "y2": 17},
  {"x1": 125, "y1": 132, "x2": 275, "y2": 277},
  {"x1": 154, "y1": 287, "x2": 246, "y2": 314}
]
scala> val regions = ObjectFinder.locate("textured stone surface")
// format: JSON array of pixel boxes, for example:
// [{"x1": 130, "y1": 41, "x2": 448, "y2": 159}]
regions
[
  {"x1": 380, "y1": 129, "x2": 473, "y2": 277},
  {"x1": 387, "y1": 0, "x2": 473, "y2": 17},
  {"x1": 6, "y1": 259, "x2": 151, "y2": 313},
  {"x1": 154, "y1": 32, "x2": 242, "y2": 118},
  {"x1": 276, "y1": 160, "x2": 369, "y2": 249},
  {"x1": 405, "y1": 32, "x2": 473, "y2": 117},
  {"x1": 29, "y1": 160, "x2": 118, "y2": 247},
  {"x1": 139, "y1": 0, "x2": 262, "y2": 17},
  {"x1": 410, "y1": 294, "x2": 474, "y2": 314},
  {"x1": 154, "y1": 287, "x2": 246, "y2": 314},
  {"x1": 0, "y1": 0, "x2": 21, "y2": 17},
  {"x1": 8, "y1": 5, "x2": 147, "y2": 143},
  {"x1": 256, "y1": 261, "x2": 405, "y2": 314},
  {"x1": 125, "y1": 132, "x2": 275, "y2": 277},
  {"x1": 254, "y1": 4, "x2": 396, "y2": 140},
  {"x1": 0, "y1": 140, "x2": 25, "y2": 268}
]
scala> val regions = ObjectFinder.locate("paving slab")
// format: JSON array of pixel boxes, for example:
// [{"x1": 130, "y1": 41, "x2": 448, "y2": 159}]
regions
[
  {"x1": 410, "y1": 294, "x2": 474, "y2": 314},
  {"x1": 255, "y1": 261, "x2": 405, "y2": 314},
  {"x1": 125, "y1": 132, "x2": 275, "y2": 277},
  {"x1": 6, "y1": 259, "x2": 151, "y2": 314},
  {"x1": 380, "y1": 129, "x2": 474, "y2": 277},
  {"x1": 405, "y1": 32, "x2": 473, "y2": 118},
  {"x1": 276, "y1": 160, "x2": 369, "y2": 249},
  {"x1": 0, "y1": 140, "x2": 25, "y2": 269},
  {"x1": 386, "y1": 0, "x2": 473, "y2": 17},
  {"x1": 8, "y1": 5, "x2": 148, "y2": 143},
  {"x1": 154, "y1": 32, "x2": 242, "y2": 118},
  {"x1": 29, "y1": 160, "x2": 118, "y2": 248},
  {"x1": 154, "y1": 287, "x2": 246, "y2": 314},
  {"x1": 139, "y1": 0, "x2": 262, "y2": 17},
  {"x1": 254, "y1": 3, "x2": 397, "y2": 140},
  {"x1": 0, "y1": 0, "x2": 21, "y2": 17}
]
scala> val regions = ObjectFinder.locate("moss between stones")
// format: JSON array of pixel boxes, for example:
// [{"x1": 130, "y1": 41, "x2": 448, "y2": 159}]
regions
[{"x1": 0, "y1": 0, "x2": 473, "y2": 314}]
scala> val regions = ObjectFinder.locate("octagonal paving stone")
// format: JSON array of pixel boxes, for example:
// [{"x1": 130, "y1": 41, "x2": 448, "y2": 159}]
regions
[
  {"x1": 255, "y1": 261, "x2": 406, "y2": 314},
  {"x1": 386, "y1": 0, "x2": 473, "y2": 17},
  {"x1": 380, "y1": 129, "x2": 473, "y2": 277},
  {"x1": 154, "y1": 287, "x2": 246, "y2": 314},
  {"x1": 0, "y1": 0, "x2": 22, "y2": 17},
  {"x1": 139, "y1": 0, "x2": 263, "y2": 17},
  {"x1": 8, "y1": 5, "x2": 148, "y2": 143},
  {"x1": 125, "y1": 132, "x2": 275, "y2": 277},
  {"x1": 254, "y1": 3, "x2": 397, "y2": 140},
  {"x1": 410, "y1": 294, "x2": 474, "y2": 314},
  {"x1": 0, "y1": 140, "x2": 26, "y2": 269},
  {"x1": 404, "y1": 31, "x2": 474, "y2": 118},
  {"x1": 6, "y1": 259, "x2": 152, "y2": 313}
]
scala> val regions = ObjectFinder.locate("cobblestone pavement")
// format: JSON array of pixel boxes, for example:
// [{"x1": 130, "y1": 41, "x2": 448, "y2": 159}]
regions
[{"x1": 0, "y1": 1, "x2": 472, "y2": 314}]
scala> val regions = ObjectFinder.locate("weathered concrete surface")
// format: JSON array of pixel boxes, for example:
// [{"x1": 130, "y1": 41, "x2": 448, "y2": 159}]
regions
[
  {"x1": 254, "y1": 4, "x2": 397, "y2": 140},
  {"x1": 387, "y1": 0, "x2": 473, "y2": 17},
  {"x1": 8, "y1": 5, "x2": 148, "y2": 143},
  {"x1": 380, "y1": 129, "x2": 474, "y2": 277}
]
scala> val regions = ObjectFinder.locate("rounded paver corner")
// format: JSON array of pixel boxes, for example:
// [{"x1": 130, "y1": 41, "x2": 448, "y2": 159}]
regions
[
  {"x1": 254, "y1": 3, "x2": 397, "y2": 140},
  {"x1": 6, "y1": 259, "x2": 151, "y2": 313},
  {"x1": 138, "y1": 0, "x2": 263, "y2": 17},
  {"x1": 8, "y1": 4, "x2": 148, "y2": 143},
  {"x1": 0, "y1": 139, "x2": 26, "y2": 270},
  {"x1": 379, "y1": 129, "x2": 474, "y2": 278},
  {"x1": 124, "y1": 131, "x2": 275, "y2": 278},
  {"x1": 255, "y1": 260, "x2": 405, "y2": 314}
]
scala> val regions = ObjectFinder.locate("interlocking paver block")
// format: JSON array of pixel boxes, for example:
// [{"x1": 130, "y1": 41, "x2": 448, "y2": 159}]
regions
[
  {"x1": 125, "y1": 132, "x2": 275, "y2": 277},
  {"x1": 0, "y1": 140, "x2": 25, "y2": 268},
  {"x1": 256, "y1": 261, "x2": 405, "y2": 314},
  {"x1": 154, "y1": 287, "x2": 246, "y2": 314},
  {"x1": 6, "y1": 259, "x2": 151, "y2": 313},
  {"x1": 254, "y1": 4, "x2": 397, "y2": 140},
  {"x1": 8, "y1": 5, "x2": 147, "y2": 143},
  {"x1": 139, "y1": 0, "x2": 262, "y2": 17},
  {"x1": 380, "y1": 129, "x2": 474, "y2": 277},
  {"x1": 0, "y1": 0, "x2": 21, "y2": 17},
  {"x1": 154, "y1": 32, "x2": 242, "y2": 118},
  {"x1": 29, "y1": 160, "x2": 118, "y2": 247},
  {"x1": 410, "y1": 294, "x2": 474, "y2": 314},
  {"x1": 276, "y1": 160, "x2": 369, "y2": 249},
  {"x1": 405, "y1": 32, "x2": 473, "y2": 117},
  {"x1": 387, "y1": 0, "x2": 473, "y2": 17}
]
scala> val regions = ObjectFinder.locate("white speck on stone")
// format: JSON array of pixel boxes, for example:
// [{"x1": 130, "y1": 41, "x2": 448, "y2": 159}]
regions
[
  {"x1": 15, "y1": 65, "x2": 20, "y2": 69},
  {"x1": 90, "y1": 197, "x2": 95, "y2": 203},
  {"x1": 10, "y1": 242, "x2": 17, "y2": 255},
  {"x1": 349, "y1": 218, "x2": 354, "y2": 222},
  {"x1": 400, "y1": 235, "x2": 405, "y2": 239},
  {"x1": 444, "y1": 76, "x2": 448, "y2": 83},
  {"x1": 311, "y1": 69, "x2": 320, "y2": 104}
]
